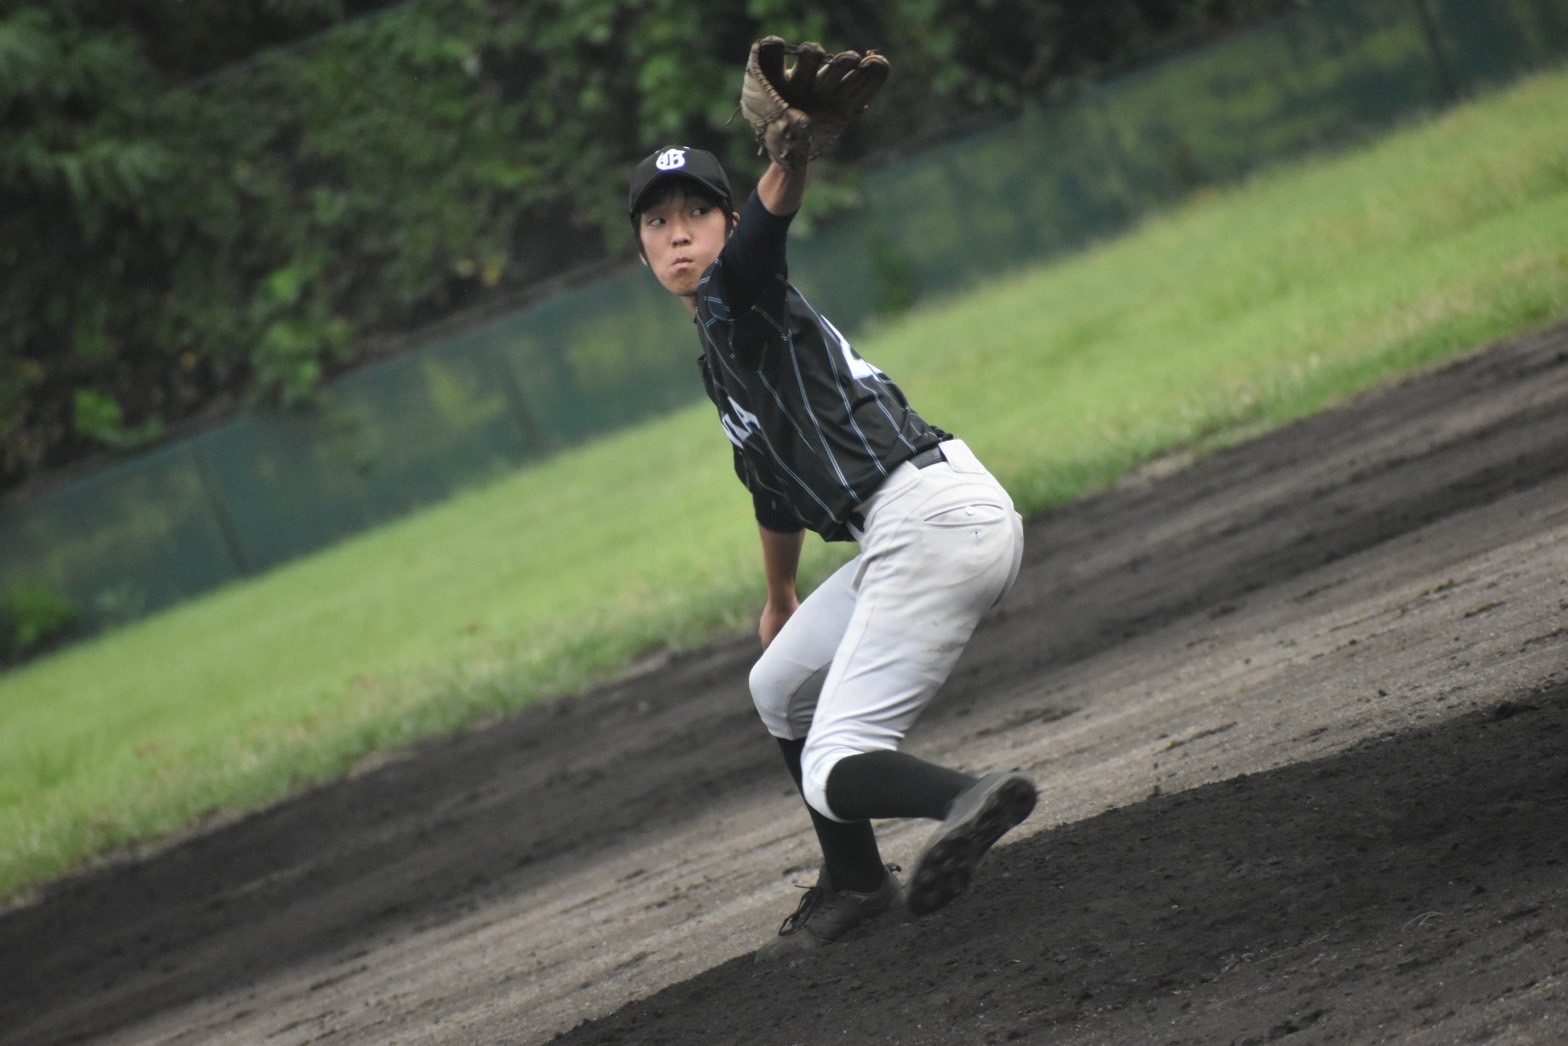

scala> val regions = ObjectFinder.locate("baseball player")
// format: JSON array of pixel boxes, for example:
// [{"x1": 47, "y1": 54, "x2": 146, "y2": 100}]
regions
[{"x1": 627, "y1": 38, "x2": 1037, "y2": 960}]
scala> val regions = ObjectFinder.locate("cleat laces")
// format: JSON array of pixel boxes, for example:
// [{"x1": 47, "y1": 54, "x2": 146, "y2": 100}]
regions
[{"x1": 777, "y1": 883, "x2": 822, "y2": 935}]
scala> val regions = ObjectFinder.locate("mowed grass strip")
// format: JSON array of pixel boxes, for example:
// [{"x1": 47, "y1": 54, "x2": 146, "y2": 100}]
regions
[{"x1": 2, "y1": 66, "x2": 1566, "y2": 904}]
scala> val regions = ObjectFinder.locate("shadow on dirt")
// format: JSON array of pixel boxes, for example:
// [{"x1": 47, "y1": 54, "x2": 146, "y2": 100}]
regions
[
  {"x1": 4, "y1": 328, "x2": 1565, "y2": 1046},
  {"x1": 556, "y1": 682, "x2": 1568, "y2": 1045}
]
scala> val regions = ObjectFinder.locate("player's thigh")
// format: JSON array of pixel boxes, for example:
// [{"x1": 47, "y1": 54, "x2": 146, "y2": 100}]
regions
[
  {"x1": 800, "y1": 475, "x2": 1022, "y2": 784},
  {"x1": 812, "y1": 517, "x2": 1013, "y2": 743},
  {"x1": 748, "y1": 554, "x2": 860, "y2": 739}
]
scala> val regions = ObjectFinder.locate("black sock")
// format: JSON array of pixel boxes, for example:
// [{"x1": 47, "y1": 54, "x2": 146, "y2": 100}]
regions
[
  {"x1": 776, "y1": 738, "x2": 887, "y2": 894},
  {"x1": 824, "y1": 749, "x2": 978, "y2": 822}
]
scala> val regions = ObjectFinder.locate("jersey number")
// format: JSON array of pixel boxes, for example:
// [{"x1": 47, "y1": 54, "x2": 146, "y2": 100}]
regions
[
  {"x1": 721, "y1": 396, "x2": 761, "y2": 448},
  {"x1": 826, "y1": 317, "x2": 881, "y2": 382}
]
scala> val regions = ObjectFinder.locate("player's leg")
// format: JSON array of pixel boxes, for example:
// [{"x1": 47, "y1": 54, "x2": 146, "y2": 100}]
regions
[
  {"x1": 798, "y1": 442, "x2": 1033, "y2": 913},
  {"x1": 797, "y1": 456, "x2": 1024, "y2": 817},
  {"x1": 774, "y1": 734, "x2": 885, "y2": 893},
  {"x1": 752, "y1": 733, "x2": 904, "y2": 961},
  {"x1": 750, "y1": 558, "x2": 889, "y2": 887},
  {"x1": 800, "y1": 552, "x2": 1016, "y2": 826},
  {"x1": 748, "y1": 558, "x2": 858, "y2": 741},
  {"x1": 750, "y1": 559, "x2": 901, "y2": 959}
]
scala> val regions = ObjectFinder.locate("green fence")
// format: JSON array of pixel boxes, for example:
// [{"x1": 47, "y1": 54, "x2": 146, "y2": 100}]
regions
[{"x1": 4, "y1": 0, "x2": 1567, "y2": 636}]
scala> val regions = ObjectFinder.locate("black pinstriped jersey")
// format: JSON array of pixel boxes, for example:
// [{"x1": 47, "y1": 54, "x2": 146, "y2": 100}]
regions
[{"x1": 695, "y1": 192, "x2": 948, "y2": 542}]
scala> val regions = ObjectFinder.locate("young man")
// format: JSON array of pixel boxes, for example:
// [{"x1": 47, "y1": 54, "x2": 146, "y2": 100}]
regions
[{"x1": 628, "y1": 139, "x2": 1036, "y2": 960}]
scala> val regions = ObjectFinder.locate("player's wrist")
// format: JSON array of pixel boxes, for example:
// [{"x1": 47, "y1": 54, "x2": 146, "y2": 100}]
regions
[{"x1": 765, "y1": 588, "x2": 800, "y2": 612}]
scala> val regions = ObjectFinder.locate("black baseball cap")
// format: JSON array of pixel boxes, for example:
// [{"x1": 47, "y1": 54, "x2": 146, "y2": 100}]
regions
[{"x1": 627, "y1": 146, "x2": 733, "y2": 222}]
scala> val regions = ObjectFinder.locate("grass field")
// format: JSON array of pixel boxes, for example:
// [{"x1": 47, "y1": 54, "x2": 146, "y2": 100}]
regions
[{"x1": 2, "y1": 66, "x2": 1565, "y2": 906}]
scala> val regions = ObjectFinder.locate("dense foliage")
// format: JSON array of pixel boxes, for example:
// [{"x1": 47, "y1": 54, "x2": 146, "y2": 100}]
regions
[{"x1": 0, "y1": 0, "x2": 1287, "y2": 492}]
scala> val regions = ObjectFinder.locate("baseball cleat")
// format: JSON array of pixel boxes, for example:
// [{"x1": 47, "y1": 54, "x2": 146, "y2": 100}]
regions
[
  {"x1": 906, "y1": 770, "x2": 1037, "y2": 916},
  {"x1": 754, "y1": 864, "x2": 904, "y2": 962}
]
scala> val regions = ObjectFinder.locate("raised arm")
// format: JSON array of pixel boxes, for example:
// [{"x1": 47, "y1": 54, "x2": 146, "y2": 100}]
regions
[{"x1": 757, "y1": 158, "x2": 808, "y2": 217}]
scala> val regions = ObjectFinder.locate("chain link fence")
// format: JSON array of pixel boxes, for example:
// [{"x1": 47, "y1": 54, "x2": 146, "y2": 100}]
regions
[{"x1": 4, "y1": 0, "x2": 1566, "y2": 641}]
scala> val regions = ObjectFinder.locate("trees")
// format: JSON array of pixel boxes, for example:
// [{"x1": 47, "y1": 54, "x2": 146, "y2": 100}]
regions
[
  {"x1": 0, "y1": 0, "x2": 1284, "y2": 492},
  {"x1": 2, "y1": 5, "x2": 171, "y2": 480}
]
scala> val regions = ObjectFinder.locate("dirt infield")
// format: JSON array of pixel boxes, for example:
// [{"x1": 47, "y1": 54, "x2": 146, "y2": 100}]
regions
[{"x1": 3, "y1": 326, "x2": 1566, "y2": 1045}]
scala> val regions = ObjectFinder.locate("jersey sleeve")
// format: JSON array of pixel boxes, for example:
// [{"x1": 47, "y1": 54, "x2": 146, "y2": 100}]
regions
[
  {"x1": 718, "y1": 191, "x2": 792, "y2": 312},
  {"x1": 732, "y1": 443, "x2": 805, "y2": 534}
]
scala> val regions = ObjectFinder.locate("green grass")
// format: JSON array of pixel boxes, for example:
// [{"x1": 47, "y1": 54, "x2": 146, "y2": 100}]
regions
[{"x1": 3, "y1": 66, "x2": 1567, "y2": 905}]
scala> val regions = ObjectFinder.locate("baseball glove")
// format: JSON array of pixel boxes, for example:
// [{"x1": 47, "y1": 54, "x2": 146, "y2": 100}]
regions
[{"x1": 740, "y1": 36, "x2": 890, "y2": 169}]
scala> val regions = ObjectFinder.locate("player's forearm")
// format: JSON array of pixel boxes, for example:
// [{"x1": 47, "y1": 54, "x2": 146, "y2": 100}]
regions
[
  {"x1": 757, "y1": 523, "x2": 804, "y2": 646},
  {"x1": 757, "y1": 160, "x2": 807, "y2": 217},
  {"x1": 758, "y1": 523, "x2": 806, "y2": 604}
]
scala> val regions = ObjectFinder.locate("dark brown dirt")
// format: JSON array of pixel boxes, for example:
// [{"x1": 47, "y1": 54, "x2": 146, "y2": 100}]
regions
[{"x1": 2, "y1": 326, "x2": 1566, "y2": 1045}]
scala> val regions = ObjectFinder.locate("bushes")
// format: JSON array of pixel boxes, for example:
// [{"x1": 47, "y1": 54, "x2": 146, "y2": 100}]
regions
[{"x1": 1, "y1": 0, "x2": 1289, "y2": 493}]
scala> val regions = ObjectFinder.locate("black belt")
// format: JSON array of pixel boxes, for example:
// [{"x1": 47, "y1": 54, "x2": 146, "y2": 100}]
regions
[{"x1": 907, "y1": 444, "x2": 947, "y2": 469}]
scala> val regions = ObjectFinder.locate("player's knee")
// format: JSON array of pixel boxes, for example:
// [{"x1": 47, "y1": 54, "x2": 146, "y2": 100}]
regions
[
  {"x1": 800, "y1": 741, "x2": 851, "y2": 823},
  {"x1": 801, "y1": 774, "x2": 844, "y2": 822},
  {"x1": 748, "y1": 655, "x2": 821, "y2": 739},
  {"x1": 748, "y1": 657, "x2": 794, "y2": 737}
]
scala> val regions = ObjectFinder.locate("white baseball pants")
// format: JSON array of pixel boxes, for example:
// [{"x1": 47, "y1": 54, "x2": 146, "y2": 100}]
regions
[{"x1": 748, "y1": 439, "x2": 1025, "y2": 822}]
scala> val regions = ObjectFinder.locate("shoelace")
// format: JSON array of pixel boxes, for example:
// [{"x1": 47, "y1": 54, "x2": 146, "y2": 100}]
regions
[
  {"x1": 777, "y1": 884, "x2": 822, "y2": 934},
  {"x1": 776, "y1": 863, "x2": 900, "y2": 935}
]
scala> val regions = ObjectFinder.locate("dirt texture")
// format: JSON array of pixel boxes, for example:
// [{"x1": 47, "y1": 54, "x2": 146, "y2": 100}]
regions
[{"x1": 3, "y1": 326, "x2": 1567, "y2": 1046}]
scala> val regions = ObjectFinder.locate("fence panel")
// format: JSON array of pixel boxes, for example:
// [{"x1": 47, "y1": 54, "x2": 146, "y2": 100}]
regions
[
  {"x1": 4, "y1": 0, "x2": 1565, "y2": 637},
  {"x1": 0, "y1": 442, "x2": 239, "y2": 622}
]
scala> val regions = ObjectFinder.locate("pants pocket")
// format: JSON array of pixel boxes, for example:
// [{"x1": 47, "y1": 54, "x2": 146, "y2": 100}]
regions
[
  {"x1": 915, "y1": 503, "x2": 1016, "y2": 593},
  {"x1": 923, "y1": 501, "x2": 1011, "y2": 527}
]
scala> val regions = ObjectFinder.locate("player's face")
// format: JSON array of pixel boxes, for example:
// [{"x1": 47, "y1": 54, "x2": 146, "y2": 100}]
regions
[{"x1": 638, "y1": 188, "x2": 730, "y2": 309}]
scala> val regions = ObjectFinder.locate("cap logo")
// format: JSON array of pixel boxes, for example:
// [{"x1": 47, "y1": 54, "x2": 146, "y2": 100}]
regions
[{"x1": 655, "y1": 148, "x2": 688, "y2": 171}]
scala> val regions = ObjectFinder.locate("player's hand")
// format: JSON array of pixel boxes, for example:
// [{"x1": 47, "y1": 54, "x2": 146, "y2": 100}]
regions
[{"x1": 758, "y1": 593, "x2": 800, "y2": 647}]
